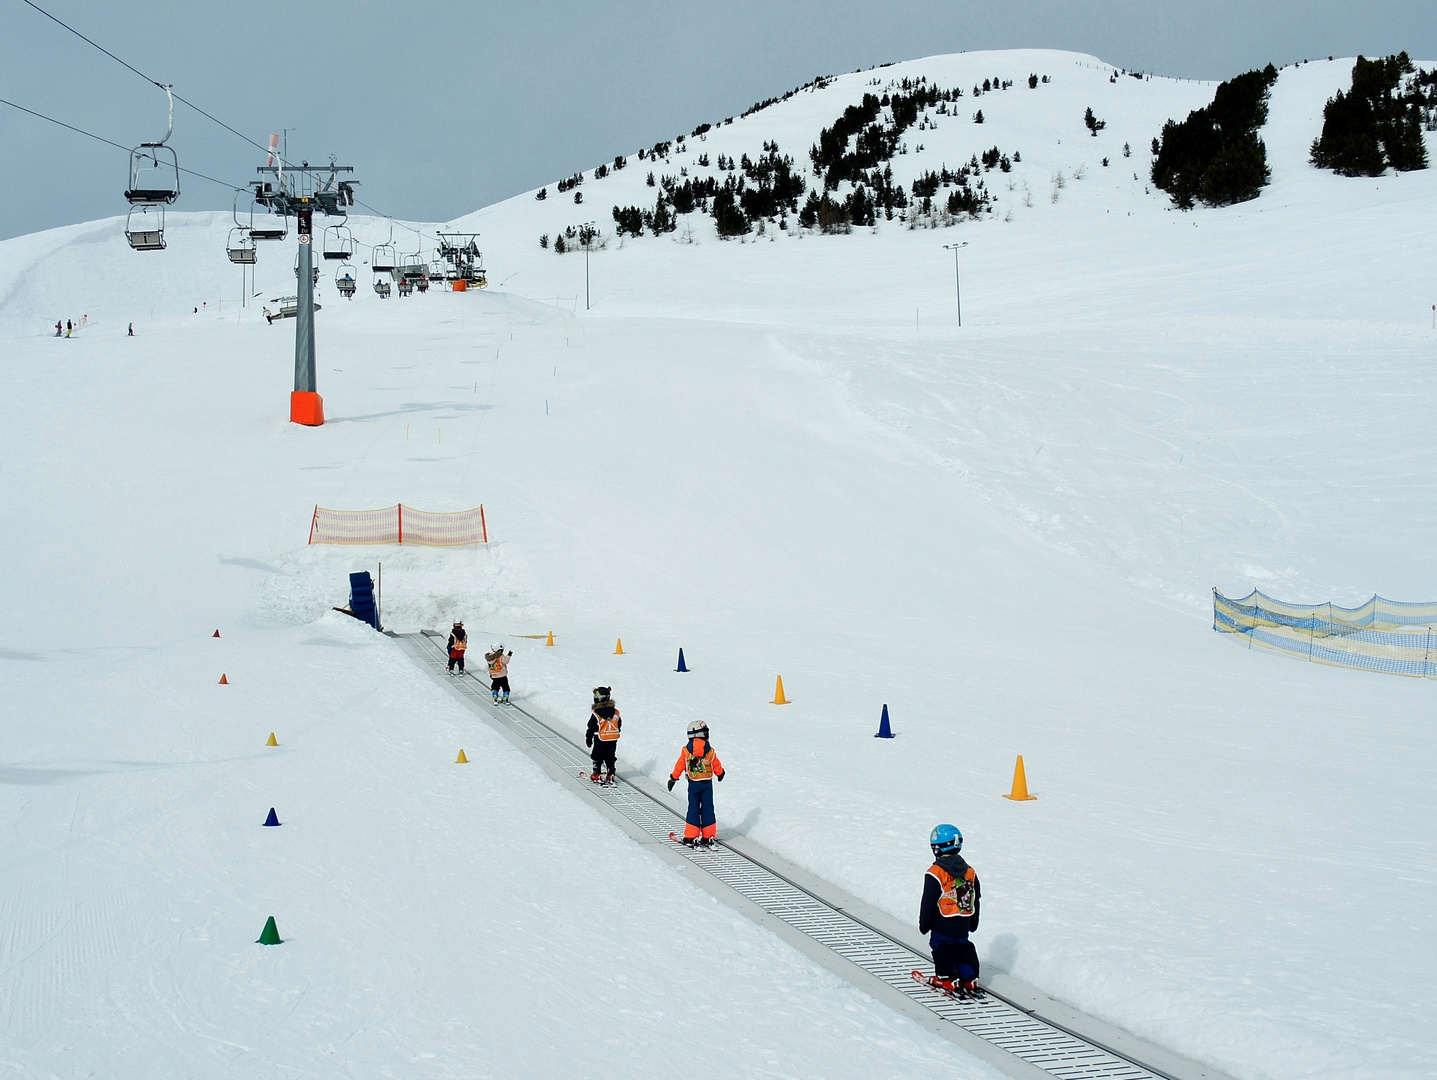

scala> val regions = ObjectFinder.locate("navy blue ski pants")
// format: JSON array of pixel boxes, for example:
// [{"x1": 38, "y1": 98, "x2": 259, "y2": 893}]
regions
[
  {"x1": 931, "y1": 938, "x2": 979, "y2": 981},
  {"x1": 685, "y1": 779, "x2": 715, "y2": 830}
]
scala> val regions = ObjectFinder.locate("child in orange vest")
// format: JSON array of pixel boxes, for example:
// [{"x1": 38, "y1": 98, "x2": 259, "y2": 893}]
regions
[
  {"x1": 666, "y1": 721, "x2": 725, "y2": 848},
  {"x1": 446, "y1": 622, "x2": 467, "y2": 674},
  {"x1": 917, "y1": 823, "x2": 982, "y2": 998},
  {"x1": 584, "y1": 686, "x2": 621, "y2": 784}
]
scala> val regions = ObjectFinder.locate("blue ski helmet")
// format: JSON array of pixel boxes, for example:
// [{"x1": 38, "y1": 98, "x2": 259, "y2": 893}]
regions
[{"x1": 930, "y1": 823, "x2": 963, "y2": 858}]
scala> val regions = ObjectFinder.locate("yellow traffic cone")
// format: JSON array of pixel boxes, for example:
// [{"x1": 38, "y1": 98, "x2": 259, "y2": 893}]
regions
[
  {"x1": 266, "y1": 732, "x2": 278, "y2": 747},
  {"x1": 456, "y1": 749, "x2": 469, "y2": 763},
  {"x1": 545, "y1": 631, "x2": 555, "y2": 647},
  {"x1": 771, "y1": 676, "x2": 789, "y2": 705},
  {"x1": 1003, "y1": 755, "x2": 1037, "y2": 800},
  {"x1": 614, "y1": 638, "x2": 625, "y2": 655}
]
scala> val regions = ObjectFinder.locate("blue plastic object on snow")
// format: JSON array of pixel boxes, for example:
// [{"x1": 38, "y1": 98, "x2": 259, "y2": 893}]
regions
[
  {"x1": 676, "y1": 647, "x2": 689, "y2": 672},
  {"x1": 349, "y1": 571, "x2": 379, "y2": 630},
  {"x1": 875, "y1": 703, "x2": 894, "y2": 738},
  {"x1": 263, "y1": 807, "x2": 281, "y2": 827}
]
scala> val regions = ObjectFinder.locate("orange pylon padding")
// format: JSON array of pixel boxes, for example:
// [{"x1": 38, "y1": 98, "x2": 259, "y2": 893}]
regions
[
  {"x1": 218, "y1": 673, "x2": 229, "y2": 684},
  {"x1": 290, "y1": 390, "x2": 325, "y2": 426},
  {"x1": 212, "y1": 629, "x2": 221, "y2": 638},
  {"x1": 1003, "y1": 755, "x2": 1037, "y2": 801},
  {"x1": 614, "y1": 638, "x2": 625, "y2": 655},
  {"x1": 456, "y1": 749, "x2": 469, "y2": 763},
  {"x1": 546, "y1": 631, "x2": 555, "y2": 647},
  {"x1": 266, "y1": 732, "x2": 278, "y2": 747},
  {"x1": 771, "y1": 675, "x2": 789, "y2": 705}
]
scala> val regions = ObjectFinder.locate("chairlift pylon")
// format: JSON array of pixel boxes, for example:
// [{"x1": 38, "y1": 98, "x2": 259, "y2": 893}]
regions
[
  {"x1": 294, "y1": 251, "x2": 321, "y2": 285},
  {"x1": 323, "y1": 225, "x2": 355, "y2": 261},
  {"x1": 125, "y1": 204, "x2": 166, "y2": 251}
]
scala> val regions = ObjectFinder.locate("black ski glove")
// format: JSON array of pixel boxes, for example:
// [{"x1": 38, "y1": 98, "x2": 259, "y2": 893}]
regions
[
  {"x1": 716, "y1": 772, "x2": 725, "y2": 781},
  {"x1": 666, "y1": 778, "x2": 677, "y2": 792}
]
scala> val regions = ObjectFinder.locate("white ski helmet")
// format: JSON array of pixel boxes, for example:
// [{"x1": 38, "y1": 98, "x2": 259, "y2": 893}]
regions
[
  {"x1": 492, "y1": 643, "x2": 504, "y2": 653},
  {"x1": 686, "y1": 720, "x2": 709, "y2": 738}
]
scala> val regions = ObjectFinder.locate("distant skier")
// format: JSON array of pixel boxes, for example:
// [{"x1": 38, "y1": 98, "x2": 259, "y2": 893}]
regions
[
  {"x1": 127, "y1": 322, "x2": 134, "y2": 337},
  {"x1": 915, "y1": 824, "x2": 982, "y2": 999},
  {"x1": 446, "y1": 621, "x2": 468, "y2": 675},
  {"x1": 584, "y1": 686, "x2": 621, "y2": 784},
  {"x1": 666, "y1": 721, "x2": 725, "y2": 848},
  {"x1": 54, "y1": 320, "x2": 62, "y2": 337},
  {"x1": 486, "y1": 643, "x2": 512, "y2": 703},
  {"x1": 65, "y1": 319, "x2": 72, "y2": 338}
]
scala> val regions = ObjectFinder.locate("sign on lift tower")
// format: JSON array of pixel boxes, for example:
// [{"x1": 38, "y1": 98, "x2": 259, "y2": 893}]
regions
[{"x1": 251, "y1": 154, "x2": 358, "y2": 426}]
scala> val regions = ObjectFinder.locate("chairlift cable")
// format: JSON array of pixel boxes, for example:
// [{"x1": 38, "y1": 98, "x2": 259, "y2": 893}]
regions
[
  {"x1": 0, "y1": 95, "x2": 238, "y2": 190},
  {"x1": 18, "y1": 0, "x2": 289, "y2": 167}
]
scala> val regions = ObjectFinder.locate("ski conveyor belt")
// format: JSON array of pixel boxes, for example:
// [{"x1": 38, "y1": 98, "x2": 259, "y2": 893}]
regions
[{"x1": 396, "y1": 631, "x2": 1234, "y2": 1080}]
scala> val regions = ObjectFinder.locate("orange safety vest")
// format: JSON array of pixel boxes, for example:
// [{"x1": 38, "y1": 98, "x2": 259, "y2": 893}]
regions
[
  {"x1": 596, "y1": 710, "x2": 621, "y2": 741},
  {"x1": 682, "y1": 738, "x2": 717, "y2": 781},
  {"x1": 451, "y1": 637, "x2": 467, "y2": 652},
  {"x1": 488, "y1": 653, "x2": 507, "y2": 677},
  {"x1": 928, "y1": 863, "x2": 977, "y2": 918}
]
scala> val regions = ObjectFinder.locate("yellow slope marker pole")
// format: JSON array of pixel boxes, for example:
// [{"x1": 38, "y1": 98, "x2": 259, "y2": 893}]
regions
[
  {"x1": 771, "y1": 676, "x2": 789, "y2": 705},
  {"x1": 1003, "y1": 755, "x2": 1037, "y2": 800}
]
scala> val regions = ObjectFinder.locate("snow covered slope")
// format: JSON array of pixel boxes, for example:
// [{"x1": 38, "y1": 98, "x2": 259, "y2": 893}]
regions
[{"x1": 1, "y1": 50, "x2": 1434, "y2": 1080}]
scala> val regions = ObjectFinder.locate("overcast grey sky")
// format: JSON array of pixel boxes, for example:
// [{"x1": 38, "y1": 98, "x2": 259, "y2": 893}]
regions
[{"x1": 1, "y1": 0, "x2": 1433, "y2": 239}]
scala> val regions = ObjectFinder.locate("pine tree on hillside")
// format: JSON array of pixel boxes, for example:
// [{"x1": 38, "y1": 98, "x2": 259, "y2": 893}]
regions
[
  {"x1": 1151, "y1": 64, "x2": 1278, "y2": 207},
  {"x1": 1311, "y1": 53, "x2": 1430, "y2": 175}
]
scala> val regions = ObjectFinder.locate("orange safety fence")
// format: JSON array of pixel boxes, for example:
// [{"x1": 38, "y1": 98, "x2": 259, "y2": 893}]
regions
[{"x1": 309, "y1": 504, "x2": 488, "y2": 546}]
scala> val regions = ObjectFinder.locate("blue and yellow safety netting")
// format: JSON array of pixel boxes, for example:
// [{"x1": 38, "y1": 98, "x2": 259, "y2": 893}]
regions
[{"x1": 1213, "y1": 588, "x2": 1437, "y2": 678}]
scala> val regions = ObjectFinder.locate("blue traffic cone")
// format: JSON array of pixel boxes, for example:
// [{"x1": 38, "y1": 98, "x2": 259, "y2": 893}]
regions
[
  {"x1": 875, "y1": 704, "x2": 894, "y2": 738},
  {"x1": 263, "y1": 807, "x2": 281, "y2": 827},
  {"x1": 676, "y1": 647, "x2": 689, "y2": 672}
]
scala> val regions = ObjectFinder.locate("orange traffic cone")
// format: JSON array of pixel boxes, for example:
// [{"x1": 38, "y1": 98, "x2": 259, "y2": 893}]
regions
[
  {"x1": 266, "y1": 732, "x2": 278, "y2": 747},
  {"x1": 218, "y1": 673, "x2": 229, "y2": 684},
  {"x1": 545, "y1": 631, "x2": 555, "y2": 647},
  {"x1": 1003, "y1": 755, "x2": 1037, "y2": 801},
  {"x1": 771, "y1": 676, "x2": 789, "y2": 705},
  {"x1": 456, "y1": 749, "x2": 469, "y2": 763},
  {"x1": 614, "y1": 638, "x2": 625, "y2": 655}
]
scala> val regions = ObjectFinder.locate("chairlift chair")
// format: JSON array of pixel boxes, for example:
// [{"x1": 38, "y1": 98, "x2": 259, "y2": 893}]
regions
[
  {"x1": 125, "y1": 145, "x2": 181, "y2": 205},
  {"x1": 397, "y1": 278, "x2": 414, "y2": 297},
  {"x1": 372, "y1": 243, "x2": 397, "y2": 273},
  {"x1": 415, "y1": 275, "x2": 429, "y2": 293},
  {"x1": 374, "y1": 277, "x2": 391, "y2": 298},
  {"x1": 125, "y1": 204, "x2": 166, "y2": 251},
  {"x1": 400, "y1": 253, "x2": 427, "y2": 281},
  {"x1": 427, "y1": 260, "x2": 446, "y2": 282},
  {"x1": 226, "y1": 228, "x2": 257, "y2": 264},
  {"x1": 249, "y1": 202, "x2": 287, "y2": 242},
  {"x1": 323, "y1": 225, "x2": 355, "y2": 260},
  {"x1": 124, "y1": 86, "x2": 180, "y2": 206},
  {"x1": 336, "y1": 263, "x2": 357, "y2": 298}
]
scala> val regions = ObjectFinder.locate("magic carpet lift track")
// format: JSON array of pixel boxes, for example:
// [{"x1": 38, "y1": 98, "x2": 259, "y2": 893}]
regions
[{"x1": 397, "y1": 631, "x2": 1233, "y2": 1080}]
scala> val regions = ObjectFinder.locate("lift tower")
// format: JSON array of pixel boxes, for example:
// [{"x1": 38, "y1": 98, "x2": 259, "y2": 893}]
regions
[{"x1": 251, "y1": 159, "x2": 357, "y2": 425}]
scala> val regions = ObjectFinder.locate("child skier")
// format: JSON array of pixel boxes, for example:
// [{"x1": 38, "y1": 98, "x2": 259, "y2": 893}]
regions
[
  {"x1": 666, "y1": 721, "x2": 725, "y2": 848},
  {"x1": 446, "y1": 622, "x2": 468, "y2": 675},
  {"x1": 916, "y1": 823, "x2": 983, "y2": 998},
  {"x1": 584, "y1": 686, "x2": 621, "y2": 784},
  {"x1": 485, "y1": 643, "x2": 512, "y2": 703}
]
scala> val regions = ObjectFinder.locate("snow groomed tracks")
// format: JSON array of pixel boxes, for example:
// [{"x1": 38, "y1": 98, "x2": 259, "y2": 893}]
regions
[{"x1": 397, "y1": 631, "x2": 1230, "y2": 1080}]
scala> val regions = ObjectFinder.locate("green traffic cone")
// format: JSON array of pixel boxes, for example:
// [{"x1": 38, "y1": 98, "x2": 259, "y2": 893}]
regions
[{"x1": 257, "y1": 916, "x2": 283, "y2": 945}]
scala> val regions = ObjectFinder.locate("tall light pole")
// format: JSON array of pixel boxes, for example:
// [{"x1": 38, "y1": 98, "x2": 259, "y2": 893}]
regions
[
  {"x1": 942, "y1": 241, "x2": 968, "y2": 327},
  {"x1": 579, "y1": 221, "x2": 598, "y2": 310}
]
